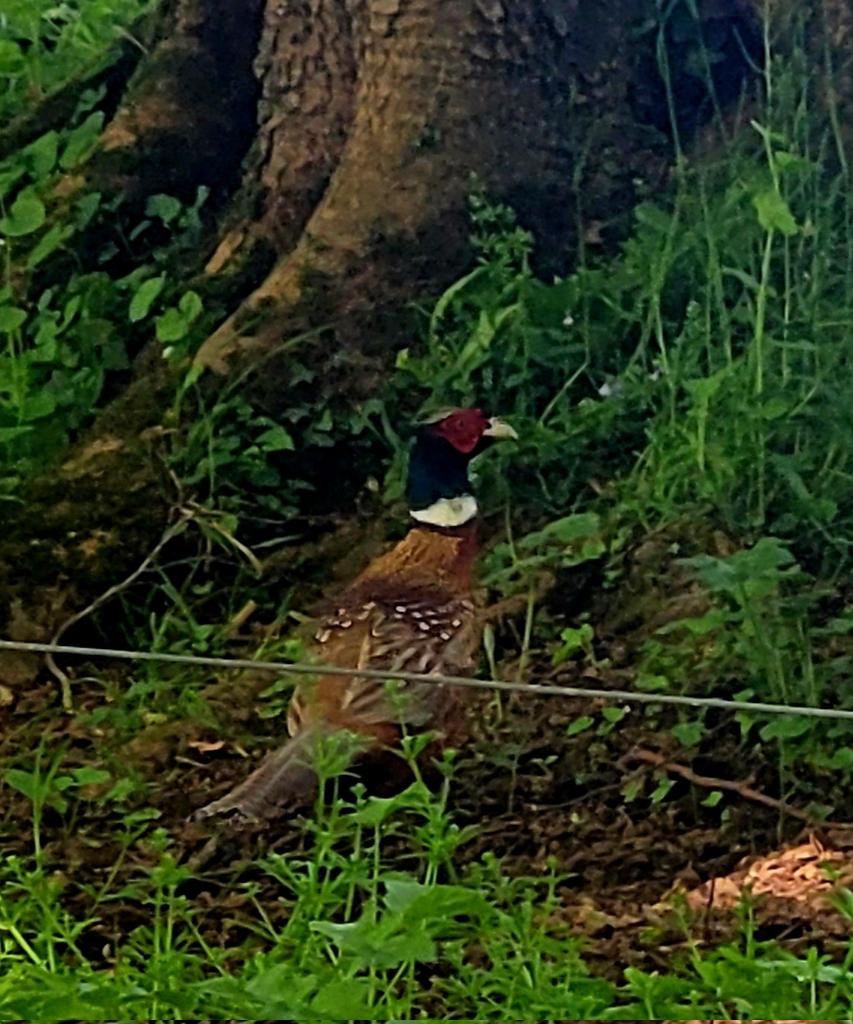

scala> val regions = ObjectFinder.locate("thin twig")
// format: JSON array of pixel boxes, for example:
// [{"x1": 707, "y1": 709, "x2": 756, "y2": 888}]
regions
[
  {"x1": 623, "y1": 747, "x2": 853, "y2": 830},
  {"x1": 224, "y1": 600, "x2": 258, "y2": 638},
  {"x1": 47, "y1": 518, "x2": 189, "y2": 712}
]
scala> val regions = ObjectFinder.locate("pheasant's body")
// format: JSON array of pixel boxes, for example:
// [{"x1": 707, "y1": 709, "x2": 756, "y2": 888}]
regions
[
  {"x1": 195, "y1": 409, "x2": 515, "y2": 821},
  {"x1": 290, "y1": 524, "x2": 480, "y2": 742}
]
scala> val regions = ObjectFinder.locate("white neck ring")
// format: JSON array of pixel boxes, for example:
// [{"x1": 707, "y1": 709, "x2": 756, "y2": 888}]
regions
[{"x1": 410, "y1": 494, "x2": 478, "y2": 528}]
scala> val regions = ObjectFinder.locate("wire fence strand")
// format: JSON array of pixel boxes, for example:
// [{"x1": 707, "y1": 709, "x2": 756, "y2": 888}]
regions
[{"x1": 3, "y1": 638, "x2": 853, "y2": 722}]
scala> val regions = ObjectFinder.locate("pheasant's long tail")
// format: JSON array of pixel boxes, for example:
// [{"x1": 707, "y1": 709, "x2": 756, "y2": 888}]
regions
[{"x1": 193, "y1": 727, "x2": 327, "y2": 821}]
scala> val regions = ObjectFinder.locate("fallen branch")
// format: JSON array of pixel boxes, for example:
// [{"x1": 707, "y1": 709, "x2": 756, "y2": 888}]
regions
[{"x1": 622, "y1": 747, "x2": 853, "y2": 830}]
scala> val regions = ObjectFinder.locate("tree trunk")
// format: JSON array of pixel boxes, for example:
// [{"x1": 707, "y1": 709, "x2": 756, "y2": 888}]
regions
[
  {"x1": 195, "y1": 0, "x2": 671, "y2": 373},
  {"x1": 5, "y1": 0, "x2": 829, "y2": 691}
]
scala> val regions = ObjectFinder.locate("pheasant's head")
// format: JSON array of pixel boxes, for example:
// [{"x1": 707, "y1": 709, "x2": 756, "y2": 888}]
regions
[{"x1": 406, "y1": 408, "x2": 517, "y2": 528}]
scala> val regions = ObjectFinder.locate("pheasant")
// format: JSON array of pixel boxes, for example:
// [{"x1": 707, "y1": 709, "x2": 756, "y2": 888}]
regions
[{"x1": 194, "y1": 407, "x2": 517, "y2": 820}]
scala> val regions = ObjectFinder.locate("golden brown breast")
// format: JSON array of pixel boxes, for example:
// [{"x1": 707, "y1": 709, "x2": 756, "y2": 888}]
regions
[{"x1": 286, "y1": 525, "x2": 481, "y2": 743}]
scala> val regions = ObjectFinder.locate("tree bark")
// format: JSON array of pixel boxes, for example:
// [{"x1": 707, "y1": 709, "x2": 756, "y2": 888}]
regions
[{"x1": 196, "y1": 0, "x2": 669, "y2": 374}]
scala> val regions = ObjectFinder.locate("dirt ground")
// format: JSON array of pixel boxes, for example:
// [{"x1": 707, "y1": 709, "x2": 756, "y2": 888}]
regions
[{"x1": 2, "y1": 524, "x2": 851, "y2": 991}]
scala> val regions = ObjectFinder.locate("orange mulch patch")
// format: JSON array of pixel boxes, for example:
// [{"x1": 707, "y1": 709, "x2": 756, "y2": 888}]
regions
[{"x1": 681, "y1": 835, "x2": 853, "y2": 924}]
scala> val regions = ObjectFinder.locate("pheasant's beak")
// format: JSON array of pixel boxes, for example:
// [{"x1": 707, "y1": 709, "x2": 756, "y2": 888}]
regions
[{"x1": 482, "y1": 417, "x2": 518, "y2": 440}]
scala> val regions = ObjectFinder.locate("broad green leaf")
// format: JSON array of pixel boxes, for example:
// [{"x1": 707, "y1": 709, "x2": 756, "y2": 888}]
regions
[
  {"x1": 244, "y1": 963, "x2": 306, "y2": 1011},
  {"x1": 681, "y1": 538, "x2": 797, "y2": 594},
  {"x1": 75, "y1": 191, "x2": 102, "y2": 229},
  {"x1": 59, "y1": 112, "x2": 104, "y2": 170},
  {"x1": 774, "y1": 149, "x2": 815, "y2": 175},
  {"x1": 650, "y1": 777, "x2": 675, "y2": 803},
  {"x1": 670, "y1": 609, "x2": 729, "y2": 636},
  {"x1": 156, "y1": 307, "x2": 189, "y2": 342},
  {"x1": 384, "y1": 879, "x2": 489, "y2": 922},
  {"x1": 71, "y1": 766, "x2": 111, "y2": 787},
  {"x1": 552, "y1": 623, "x2": 594, "y2": 665},
  {"x1": 684, "y1": 366, "x2": 730, "y2": 404},
  {"x1": 816, "y1": 746, "x2": 853, "y2": 771},
  {"x1": 566, "y1": 714, "x2": 594, "y2": 737},
  {"x1": 352, "y1": 792, "x2": 408, "y2": 826},
  {"x1": 33, "y1": 321, "x2": 58, "y2": 360},
  {"x1": 634, "y1": 203, "x2": 673, "y2": 233},
  {"x1": 672, "y1": 720, "x2": 705, "y2": 747},
  {"x1": 0, "y1": 40, "x2": 25, "y2": 75},
  {"x1": 759, "y1": 715, "x2": 812, "y2": 741},
  {"x1": 519, "y1": 512, "x2": 601, "y2": 550},
  {"x1": 256, "y1": 425, "x2": 295, "y2": 451},
  {"x1": 0, "y1": 306, "x2": 26, "y2": 332},
  {"x1": 27, "y1": 224, "x2": 70, "y2": 268},
  {"x1": 753, "y1": 188, "x2": 799, "y2": 236},
  {"x1": 622, "y1": 778, "x2": 643, "y2": 802},
  {"x1": 5, "y1": 768, "x2": 39, "y2": 800},
  {"x1": 0, "y1": 165, "x2": 26, "y2": 199},
  {"x1": 0, "y1": 191, "x2": 46, "y2": 237},
  {"x1": 761, "y1": 396, "x2": 789, "y2": 420},
  {"x1": 0, "y1": 425, "x2": 31, "y2": 443},
  {"x1": 24, "y1": 132, "x2": 59, "y2": 178},
  {"x1": 310, "y1": 979, "x2": 373, "y2": 1018},
  {"x1": 61, "y1": 295, "x2": 81, "y2": 329},
  {"x1": 21, "y1": 391, "x2": 57, "y2": 421},
  {"x1": 178, "y1": 289, "x2": 203, "y2": 321},
  {"x1": 146, "y1": 193, "x2": 183, "y2": 224},
  {"x1": 129, "y1": 275, "x2": 165, "y2": 322},
  {"x1": 634, "y1": 672, "x2": 669, "y2": 692},
  {"x1": 601, "y1": 705, "x2": 627, "y2": 724}
]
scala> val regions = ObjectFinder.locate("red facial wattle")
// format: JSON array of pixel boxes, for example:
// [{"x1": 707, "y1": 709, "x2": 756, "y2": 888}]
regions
[{"x1": 430, "y1": 408, "x2": 489, "y2": 454}]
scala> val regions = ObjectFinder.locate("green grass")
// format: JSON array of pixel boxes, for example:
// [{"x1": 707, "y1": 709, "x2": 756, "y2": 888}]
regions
[{"x1": 4, "y1": 738, "x2": 853, "y2": 1021}]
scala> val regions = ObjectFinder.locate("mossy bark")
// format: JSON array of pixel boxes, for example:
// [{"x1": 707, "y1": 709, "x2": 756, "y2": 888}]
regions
[
  {"x1": 53, "y1": 0, "x2": 265, "y2": 206},
  {"x1": 0, "y1": 369, "x2": 173, "y2": 688}
]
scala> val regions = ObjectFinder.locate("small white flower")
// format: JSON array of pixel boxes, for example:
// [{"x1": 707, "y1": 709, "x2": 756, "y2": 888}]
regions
[
  {"x1": 562, "y1": 312, "x2": 575, "y2": 327},
  {"x1": 598, "y1": 380, "x2": 624, "y2": 399}
]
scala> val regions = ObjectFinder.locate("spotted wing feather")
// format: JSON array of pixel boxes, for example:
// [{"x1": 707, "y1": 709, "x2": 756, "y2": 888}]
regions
[{"x1": 288, "y1": 595, "x2": 478, "y2": 737}]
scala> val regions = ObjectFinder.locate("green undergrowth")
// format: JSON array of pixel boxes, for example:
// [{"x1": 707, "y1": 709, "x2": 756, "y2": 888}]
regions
[
  {"x1": 3, "y1": 738, "x2": 853, "y2": 1021},
  {"x1": 0, "y1": 0, "x2": 152, "y2": 125},
  {"x1": 0, "y1": 104, "x2": 215, "y2": 496},
  {"x1": 0, "y1": 0, "x2": 213, "y2": 496}
]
